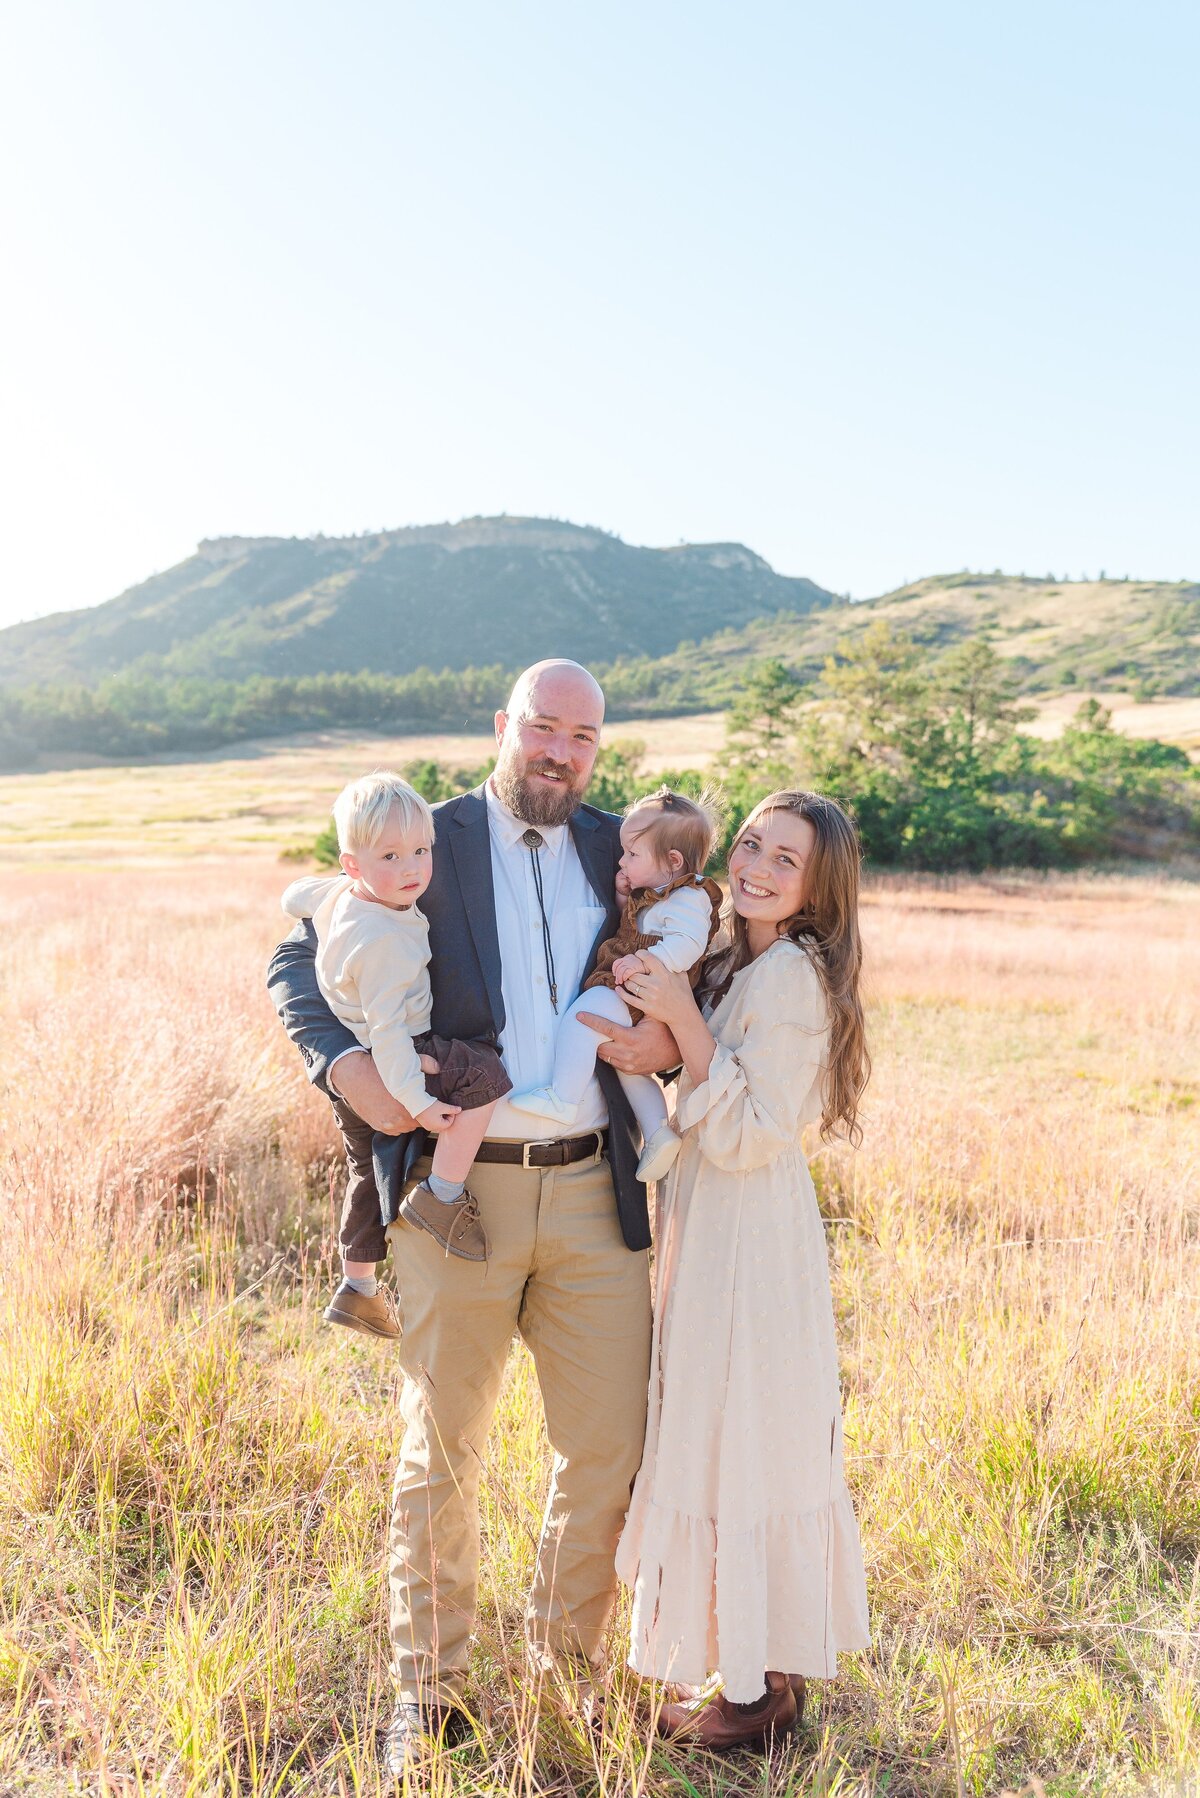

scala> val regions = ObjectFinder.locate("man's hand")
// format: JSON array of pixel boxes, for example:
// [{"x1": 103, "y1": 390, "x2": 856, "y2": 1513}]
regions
[
  {"x1": 416, "y1": 1100, "x2": 462, "y2": 1133},
  {"x1": 329, "y1": 1051, "x2": 419, "y2": 1133},
  {"x1": 575, "y1": 1012, "x2": 681, "y2": 1076}
]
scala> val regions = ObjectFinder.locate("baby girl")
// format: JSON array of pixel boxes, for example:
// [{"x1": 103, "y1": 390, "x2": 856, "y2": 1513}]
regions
[
  {"x1": 282, "y1": 771, "x2": 511, "y2": 1339},
  {"x1": 510, "y1": 786, "x2": 723, "y2": 1182}
]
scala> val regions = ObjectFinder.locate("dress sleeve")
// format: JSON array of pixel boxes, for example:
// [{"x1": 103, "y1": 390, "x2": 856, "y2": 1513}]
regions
[
  {"x1": 674, "y1": 947, "x2": 829, "y2": 1174},
  {"x1": 347, "y1": 926, "x2": 433, "y2": 1117},
  {"x1": 643, "y1": 885, "x2": 714, "y2": 973}
]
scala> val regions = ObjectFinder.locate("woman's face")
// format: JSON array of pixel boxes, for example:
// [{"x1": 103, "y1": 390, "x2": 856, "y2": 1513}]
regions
[{"x1": 727, "y1": 808, "x2": 816, "y2": 928}]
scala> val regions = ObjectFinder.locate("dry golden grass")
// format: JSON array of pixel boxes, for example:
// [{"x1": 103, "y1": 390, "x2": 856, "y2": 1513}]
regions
[{"x1": 1, "y1": 859, "x2": 1198, "y2": 1796}]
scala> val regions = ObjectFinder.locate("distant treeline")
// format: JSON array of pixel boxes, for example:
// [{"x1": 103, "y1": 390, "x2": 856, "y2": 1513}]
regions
[
  {"x1": 4, "y1": 626, "x2": 1197, "y2": 871},
  {"x1": 301, "y1": 627, "x2": 1200, "y2": 874},
  {"x1": 0, "y1": 660, "x2": 706, "y2": 768}
]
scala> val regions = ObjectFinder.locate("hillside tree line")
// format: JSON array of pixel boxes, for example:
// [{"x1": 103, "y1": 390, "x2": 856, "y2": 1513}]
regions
[{"x1": 298, "y1": 625, "x2": 1198, "y2": 873}]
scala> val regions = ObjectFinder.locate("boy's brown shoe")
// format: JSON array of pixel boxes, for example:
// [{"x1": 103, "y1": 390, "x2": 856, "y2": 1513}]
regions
[
  {"x1": 323, "y1": 1281, "x2": 401, "y2": 1339},
  {"x1": 398, "y1": 1181, "x2": 489, "y2": 1262}
]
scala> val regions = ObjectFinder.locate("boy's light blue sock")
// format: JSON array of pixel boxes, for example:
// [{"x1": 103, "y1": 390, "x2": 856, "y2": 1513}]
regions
[{"x1": 426, "y1": 1173, "x2": 466, "y2": 1206}]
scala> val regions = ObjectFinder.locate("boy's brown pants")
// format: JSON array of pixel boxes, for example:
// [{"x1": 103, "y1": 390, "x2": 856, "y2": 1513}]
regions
[{"x1": 384, "y1": 1142, "x2": 652, "y2": 1707}]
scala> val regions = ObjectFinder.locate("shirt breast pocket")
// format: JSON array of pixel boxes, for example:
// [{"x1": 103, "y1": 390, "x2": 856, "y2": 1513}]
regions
[{"x1": 576, "y1": 904, "x2": 609, "y2": 966}]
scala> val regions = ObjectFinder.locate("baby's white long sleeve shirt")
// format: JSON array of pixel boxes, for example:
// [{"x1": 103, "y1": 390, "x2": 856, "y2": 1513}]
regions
[{"x1": 637, "y1": 880, "x2": 715, "y2": 973}]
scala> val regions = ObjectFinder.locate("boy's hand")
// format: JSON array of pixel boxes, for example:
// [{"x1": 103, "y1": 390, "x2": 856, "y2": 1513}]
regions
[
  {"x1": 418, "y1": 1053, "x2": 441, "y2": 1076},
  {"x1": 416, "y1": 1100, "x2": 461, "y2": 1133}
]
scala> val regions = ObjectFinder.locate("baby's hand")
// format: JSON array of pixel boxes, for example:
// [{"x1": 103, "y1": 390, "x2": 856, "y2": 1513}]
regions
[
  {"x1": 614, "y1": 868, "x2": 632, "y2": 901},
  {"x1": 612, "y1": 952, "x2": 648, "y2": 985},
  {"x1": 416, "y1": 1100, "x2": 461, "y2": 1133}
]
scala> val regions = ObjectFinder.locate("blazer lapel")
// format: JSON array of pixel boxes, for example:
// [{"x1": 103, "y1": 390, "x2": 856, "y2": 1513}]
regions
[
  {"x1": 448, "y1": 785, "x2": 506, "y2": 1036},
  {"x1": 570, "y1": 807, "x2": 621, "y2": 936}
]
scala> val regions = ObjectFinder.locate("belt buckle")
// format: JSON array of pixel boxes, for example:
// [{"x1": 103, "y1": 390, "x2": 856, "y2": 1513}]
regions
[{"x1": 521, "y1": 1137, "x2": 554, "y2": 1170}]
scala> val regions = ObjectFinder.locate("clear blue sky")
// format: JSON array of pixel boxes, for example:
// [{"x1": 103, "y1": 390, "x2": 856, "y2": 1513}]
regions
[{"x1": 2, "y1": 0, "x2": 1197, "y2": 631}]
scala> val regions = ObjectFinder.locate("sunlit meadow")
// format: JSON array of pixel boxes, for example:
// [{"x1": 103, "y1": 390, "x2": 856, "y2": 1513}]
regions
[{"x1": 1, "y1": 856, "x2": 1197, "y2": 1796}]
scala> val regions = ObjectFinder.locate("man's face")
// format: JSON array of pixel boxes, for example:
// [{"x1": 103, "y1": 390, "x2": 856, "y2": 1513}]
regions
[{"x1": 492, "y1": 670, "x2": 603, "y2": 826}]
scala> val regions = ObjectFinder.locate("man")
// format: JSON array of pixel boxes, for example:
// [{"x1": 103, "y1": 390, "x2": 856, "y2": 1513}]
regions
[{"x1": 266, "y1": 660, "x2": 679, "y2": 1775}]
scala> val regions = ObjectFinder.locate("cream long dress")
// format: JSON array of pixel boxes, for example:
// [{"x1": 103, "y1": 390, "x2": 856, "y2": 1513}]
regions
[{"x1": 615, "y1": 938, "x2": 870, "y2": 1702}]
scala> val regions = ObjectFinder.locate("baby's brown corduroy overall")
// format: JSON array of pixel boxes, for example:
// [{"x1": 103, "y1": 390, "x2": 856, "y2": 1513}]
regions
[{"x1": 583, "y1": 870, "x2": 724, "y2": 1023}]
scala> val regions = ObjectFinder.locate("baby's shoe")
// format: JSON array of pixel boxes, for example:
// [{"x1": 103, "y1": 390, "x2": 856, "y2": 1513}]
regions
[
  {"x1": 323, "y1": 1280, "x2": 401, "y2": 1340},
  {"x1": 508, "y1": 1086, "x2": 578, "y2": 1130},
  {"x1": 636, "y1": 1126, "x2": 682, "y2": 1183},
  {"x1": 399, "y1": 1181, "x2": 489, "y2": 1262}
]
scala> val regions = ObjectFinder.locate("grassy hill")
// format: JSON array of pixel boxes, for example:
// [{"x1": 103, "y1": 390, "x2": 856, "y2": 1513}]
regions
[
  {"x1": 2, "y1": 553, "x2": 1196, "y2": 773},
  {"x1": 0, "y1": 515, "x2": 835, "y2": 687},
  {"x1": 607, "y1": 572, "x2": 1200, "y2": 713}
]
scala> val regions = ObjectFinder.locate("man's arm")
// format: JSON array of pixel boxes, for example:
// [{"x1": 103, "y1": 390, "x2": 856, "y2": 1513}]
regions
[
  {"x1": 574, "y1": 1011, "x2": 681, "y2": 1078},
  {"x1": 266, "y1": 922, "x2": 417, "y2": 1131}
]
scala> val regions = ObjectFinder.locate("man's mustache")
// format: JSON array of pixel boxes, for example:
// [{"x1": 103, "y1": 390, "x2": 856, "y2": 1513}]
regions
[{"x1": 527, "y1": 758, "x2": 578, "y2": 785}]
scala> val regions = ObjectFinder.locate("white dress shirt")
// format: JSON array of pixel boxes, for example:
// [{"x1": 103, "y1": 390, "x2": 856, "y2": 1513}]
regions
[{"x1": 484, "y1": 780, "x2": 610, "y2": 1139}]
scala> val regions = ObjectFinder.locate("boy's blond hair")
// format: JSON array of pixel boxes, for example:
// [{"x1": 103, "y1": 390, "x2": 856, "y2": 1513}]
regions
[
  {"x1": 332, "y1": 771, "x2": 435, "y2": 855},
  {"x1": 624, "y1": 785, "x2": 721, "y2": 876}
]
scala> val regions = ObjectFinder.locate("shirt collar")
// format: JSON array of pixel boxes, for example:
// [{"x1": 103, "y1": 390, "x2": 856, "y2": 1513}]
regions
[{"x1": 485, "y1": 779, "x2": 567, "y2": 857}]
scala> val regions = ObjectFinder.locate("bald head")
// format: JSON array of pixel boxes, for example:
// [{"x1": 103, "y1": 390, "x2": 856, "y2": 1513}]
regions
[
  {"x1": 492, "y1": 659, "x2": 605, "y2": 826},
  {"x1": 503, "y1": 659, "x2": 605, "y2": 728}
]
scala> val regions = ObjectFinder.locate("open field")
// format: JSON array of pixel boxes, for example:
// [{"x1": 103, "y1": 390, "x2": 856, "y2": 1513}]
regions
[
  {"x1": 1, "y1": 857, "x2": 1198, "y2": 1796},
  {"x1": 2, "y1": 691, "x2": 1198, "y2": 868},
  {"x1": 0, "y1": 714, "x2": 724, "y2": 867}
]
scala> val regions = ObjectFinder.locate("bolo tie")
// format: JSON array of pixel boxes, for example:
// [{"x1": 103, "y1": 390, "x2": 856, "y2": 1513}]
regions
[{"x1": 521, "y1": 827, "x2": 559, "y2": 1012}]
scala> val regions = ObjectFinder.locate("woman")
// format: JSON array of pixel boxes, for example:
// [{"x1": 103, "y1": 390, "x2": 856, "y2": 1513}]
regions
[{"x1": 613, "y1": 790, "x2": 872, "y2": 1748}]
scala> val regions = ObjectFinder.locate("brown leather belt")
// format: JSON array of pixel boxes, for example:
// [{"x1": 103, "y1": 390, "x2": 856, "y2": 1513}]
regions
[{"x1": 418, "y1": 1129, "x2": 607, "y2": 1169}]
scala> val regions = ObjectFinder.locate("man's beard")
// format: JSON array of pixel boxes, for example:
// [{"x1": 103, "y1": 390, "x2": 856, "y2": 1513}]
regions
[{"x1": 492, "y1": 752, "x2": 586, "y2": 827}]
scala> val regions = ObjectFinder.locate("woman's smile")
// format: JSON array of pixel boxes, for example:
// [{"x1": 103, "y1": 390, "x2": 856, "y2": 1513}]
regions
[{"x1": 735, "y1": 875, "x2": 775, "y2": 901}]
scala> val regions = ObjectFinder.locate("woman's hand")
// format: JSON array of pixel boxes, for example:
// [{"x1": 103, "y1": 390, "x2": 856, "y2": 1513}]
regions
[
  {"x1": 608, "y1": 964, "x2": 718, "y2": 1092},
  {"x1": 618, "y1": 960, "x2": 698, "y2": 1029}
]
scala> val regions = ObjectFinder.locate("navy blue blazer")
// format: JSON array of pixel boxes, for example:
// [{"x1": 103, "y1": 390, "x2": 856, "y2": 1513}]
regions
[{"x1": 266, "y1": 783, "x2": 652, "y2": 1253}]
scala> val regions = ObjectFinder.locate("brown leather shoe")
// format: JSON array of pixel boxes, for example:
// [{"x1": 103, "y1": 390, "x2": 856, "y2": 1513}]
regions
[
  {"x1": 323, "y1": 1281, "x2": 401, "y2": 1339},
  {"x1": 656, "y1": 1671, "x2": 797, "y2": 1750},
  {"x1": 398, "y1": 1181, "x2": 489, "y2": 1262}
]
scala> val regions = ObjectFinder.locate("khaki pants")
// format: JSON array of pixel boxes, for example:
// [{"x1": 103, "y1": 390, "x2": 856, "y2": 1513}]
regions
[{"x1": 384, "y1": 1145, "x2": 652, "y2": 1707}]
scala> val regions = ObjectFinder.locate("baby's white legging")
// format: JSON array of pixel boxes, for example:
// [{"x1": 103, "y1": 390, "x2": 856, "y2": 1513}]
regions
[{"x1": 556, "y1": 986, "x2": 670, "y2": 1140}]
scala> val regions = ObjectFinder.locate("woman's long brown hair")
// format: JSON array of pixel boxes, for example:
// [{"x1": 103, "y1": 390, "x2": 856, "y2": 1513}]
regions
[{"x1": 698, "y1": 790, "x2": 871, "y2": 1145}]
